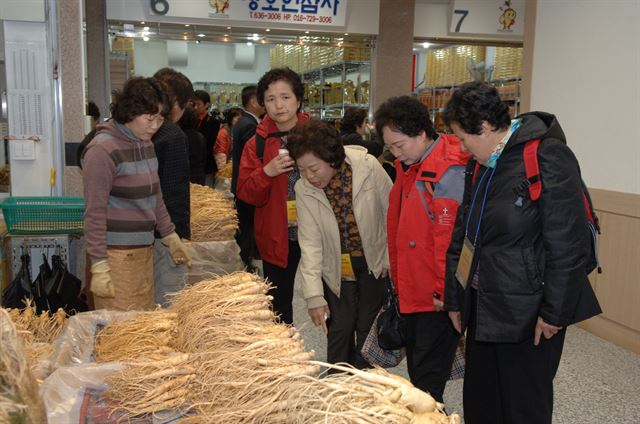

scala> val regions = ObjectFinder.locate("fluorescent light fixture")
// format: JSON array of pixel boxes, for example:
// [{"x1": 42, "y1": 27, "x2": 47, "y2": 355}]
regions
[
  {"x1": 197, "y1": 33, "x2": 205, "y2": 38},
  {"x1": 185, "y1": 24, "x2": 190, "y2": 27},
  {"x1": 422, "y1": 42, "x2": 431, "y2": 49}
]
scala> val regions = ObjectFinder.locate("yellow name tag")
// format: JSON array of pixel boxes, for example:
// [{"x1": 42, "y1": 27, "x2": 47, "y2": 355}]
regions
[
  {"x1": 341, "y1": 253, "x2": 356, "y2": 281},
  {"x1": 287, "y1": 200, "x2": 297, "y2": 226},
  {"x1": 455, "y1": 238, "x2": 475, "y2": 289}
]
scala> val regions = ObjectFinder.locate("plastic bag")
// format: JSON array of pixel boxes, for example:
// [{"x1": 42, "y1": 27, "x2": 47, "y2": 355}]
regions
[
  {"x1": 186, "y1": 240, "x2": 244, "y2": 284},
  {"x1": 1, "y1": 253, "x2": 32, "y2": 309}
]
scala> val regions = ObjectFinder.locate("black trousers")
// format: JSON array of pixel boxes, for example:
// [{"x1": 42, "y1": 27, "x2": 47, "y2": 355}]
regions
[
  {"x1": 464, "y1": 289, "x2": 566, "y2": 424},
  {"x1": 324, "y1": 256, "x2": 386, "y2": 369},
  {"x1": 262, "y1": 240, "x2": 300, "y2": 325},
  {"x1": 235, "y1": 199, "x2": 258, "y2": 268},
  {"x1": 404, "y1": 310, "x2": 459, "y2": 403}
]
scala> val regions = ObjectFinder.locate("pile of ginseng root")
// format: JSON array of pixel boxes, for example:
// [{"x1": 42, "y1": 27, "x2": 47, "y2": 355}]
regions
[
  {"x1": 190, "y1": 183, "x2": 238, "y2": 242},
  {"x1": 98, "y1": 272, "x2": 460, "y2": 423},
  {"x1": 5, "y1": 301, "x2": 68, "y2": 378},
  {"x1": 0, "y1": 308, "x2": 46, "y2": 424}
]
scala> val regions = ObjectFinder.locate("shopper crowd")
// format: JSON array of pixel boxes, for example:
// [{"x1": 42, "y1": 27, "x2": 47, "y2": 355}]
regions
[{"x1": 80, "y1": 66, "x2": 600, "y2": 424}]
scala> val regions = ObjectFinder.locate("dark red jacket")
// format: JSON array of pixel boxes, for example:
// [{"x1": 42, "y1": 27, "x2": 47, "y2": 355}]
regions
[
  {"x1": 387, "y1": 134, "x2": 469, "y2": 313},
  {"x1": 236, "y1": 113, "x2": 310, "y2": 268}
]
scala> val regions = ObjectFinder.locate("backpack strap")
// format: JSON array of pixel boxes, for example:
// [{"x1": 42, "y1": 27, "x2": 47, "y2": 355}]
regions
[
  {"x1": 523, "y1": 139, "x2": 543, "y2": 201},
  {"x1": 255, "y1": 131, "x2": 289, "y2": 163}
]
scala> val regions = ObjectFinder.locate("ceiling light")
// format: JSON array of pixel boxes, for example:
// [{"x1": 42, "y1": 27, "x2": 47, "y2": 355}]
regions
[
  {"x1": 143, "y1": 36, "x2": 149, "y2": 42},
  {"x1": 195, "y1": 40, "x2": 200, "y2": 44},
  {"x1": 261, "y1": 38, "x2": 266, "y2": 44},
  {"x1": 344, "y1": 33, "x2": 349, "y2": 36},
  {"x1": 265, "y1": 28, "x2": 271, "y2": 32},
  {"x1": 223, "y1": 37, "x2": 228, "y2": 42},
  {"x1": 183, "y1": 35, "x2": 188, "y2": 40},
  {"x1": 246, "y1": 42, "x2": 253, "y2": 46},
  {"x1": 227, "y1": 26, "x2": 231, "y2": 30},
  {"x1": 143, "y1": 26, "x2": 150, "y2": 31},
  {"x1": 140, "y1": 21, "x2": 145, "y2": 25},
  {"x1": 185, "y1": 24, "x2": 190, "y2": 27},
  {"x1": 251, "y1": 33, "x2": 260, "y2": 41},
  {"x1": 422, "y1": 42, "x2": 431, "y2": 49},
  {"x1": 197, "y1": 33, "x2": 205, "y2": 38},
  {"x1": 224, "y1": 33, "x2": 229, "y2": 37},
  {"x1": 305, "y1": 31, "x2": 309, "y2": 34}
]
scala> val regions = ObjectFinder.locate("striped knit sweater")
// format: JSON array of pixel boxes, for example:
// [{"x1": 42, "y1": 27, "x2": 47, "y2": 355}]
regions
[{"x1": 82, "y1": 120, "x2": 175, "y2": 262}]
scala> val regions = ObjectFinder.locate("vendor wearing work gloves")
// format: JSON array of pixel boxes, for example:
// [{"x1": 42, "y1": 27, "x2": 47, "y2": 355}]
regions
[{"x1": 82, "y1": 76, "x2": 191, "y2": 311}]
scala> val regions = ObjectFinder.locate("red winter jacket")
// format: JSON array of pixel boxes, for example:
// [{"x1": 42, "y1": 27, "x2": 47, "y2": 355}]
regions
[
  {"x1": 387, "y1": 134, "x2": 470, "y2": 313},
  {"x1": 237, "y1": 112, "x2": 310, "y2": 268}
]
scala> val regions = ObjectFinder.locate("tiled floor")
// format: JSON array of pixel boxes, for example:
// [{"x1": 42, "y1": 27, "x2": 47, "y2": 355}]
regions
[{"x1": 292, "y1": 284, "x2": 640, "y2": 423}]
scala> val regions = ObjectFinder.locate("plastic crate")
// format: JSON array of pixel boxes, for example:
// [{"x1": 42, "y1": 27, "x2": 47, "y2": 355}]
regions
[{"x1": 0, "y1": 196, "x2": 84, "y2": 235}]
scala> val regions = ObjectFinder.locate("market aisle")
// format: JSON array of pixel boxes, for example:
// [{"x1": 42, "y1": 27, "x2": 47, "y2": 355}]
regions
[{"x1": 292, "y1": 283, "x2": 640, "y2": 423}]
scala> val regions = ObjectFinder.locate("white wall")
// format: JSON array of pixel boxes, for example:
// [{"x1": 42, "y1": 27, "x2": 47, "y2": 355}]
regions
[
  {"x1": 0, "y1": 0, "x2": 45, "y2": 22},
  {"x1": 133, "y1": 40, "x2": 272, "y2": 84},
  {"x1": 530, "y1": 1, "x2": 640, "y2": 194}
]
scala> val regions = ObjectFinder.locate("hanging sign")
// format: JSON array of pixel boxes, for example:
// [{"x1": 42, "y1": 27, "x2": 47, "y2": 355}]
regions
[
  {"x1": 449, "y1": 0, "x2": 525, "y2": 37},
  {"x1": 153, "y1": 0, "x2": 348, "y2": 28}
]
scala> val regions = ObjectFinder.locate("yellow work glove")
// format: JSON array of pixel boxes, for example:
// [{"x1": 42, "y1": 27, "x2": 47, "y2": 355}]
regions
[
  {"x1": 90, "y1": 259, "x2": 115, "y2": 298},
  {"x1": 160, "y1": 232, "x2": 192, "y2": 267}
]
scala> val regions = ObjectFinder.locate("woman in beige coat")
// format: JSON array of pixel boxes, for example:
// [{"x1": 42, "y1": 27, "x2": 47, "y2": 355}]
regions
[{"x1": 287, "y1": 120, "x2": 392, "y2": 368}]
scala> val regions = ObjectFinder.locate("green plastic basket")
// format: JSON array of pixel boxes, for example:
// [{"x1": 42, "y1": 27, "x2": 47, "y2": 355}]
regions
[{"x1": 0, "y1": 196, "x2": 84, "y2": 234}]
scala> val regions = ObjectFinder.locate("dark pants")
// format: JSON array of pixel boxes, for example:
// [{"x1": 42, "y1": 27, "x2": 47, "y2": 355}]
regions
[
  {"x1": 464, "y1": 289, "x2": 565, "y2": 424},
  {"x1": 404, "y1": 310, "x2": 459, "y2": 402},
  {"x1": 235, "y1": 199, "x2": 258, "y2": 268},
  {"x1": 324, "y1": 256, "x2": 386, "y2": 369},
  {"x1": 262, "y1": 240, "x2": 300, "y2": 325}
]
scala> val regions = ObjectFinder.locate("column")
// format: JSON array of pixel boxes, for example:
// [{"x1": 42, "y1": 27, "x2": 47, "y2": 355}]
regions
[
  {"x1": 371, "y1": 0, "x2": 416, "y2": 112},
  {"x1": 85, "y1": 0, "x2": 110, "y2": 119}
]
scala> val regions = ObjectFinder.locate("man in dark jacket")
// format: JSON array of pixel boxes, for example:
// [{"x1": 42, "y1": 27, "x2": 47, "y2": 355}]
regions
[
  {"x1": 231, "y1": 85, "x2": 264, "y2": 269},
  {"x1": 340, "y1": 107, "x2": 383, "y2": 158},
  {"x1": 442, "y1": 81, "x2": 601, "y2": 424},
  {"x1": 152, "y1": 68, "x2": 194, "y2": 306},
  {"x1": 193, "y1": 90, "x2": 221, "y2": 186}
]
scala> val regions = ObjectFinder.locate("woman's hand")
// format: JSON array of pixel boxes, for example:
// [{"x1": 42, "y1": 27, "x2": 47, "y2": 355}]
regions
[
  {"x1": 448, "y1": 311, "x2": 462, "y2": 334},
  {"x1": 308, "y1": 306, "x2": 330, "y2": 336},
  {"x1": 263, "y1": 152, "x2": 295, "y2": 177},
  {"x1": 380, "y1": 268, "x2": 389, "y2": 278},
  {"x1": 534, "y1": 316, "x2": 563, "y2": 345}
]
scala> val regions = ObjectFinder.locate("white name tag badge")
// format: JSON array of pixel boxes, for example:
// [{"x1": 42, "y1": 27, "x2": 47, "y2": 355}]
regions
[{"x1": 455, "y1": 237, "x2": 476, "y2": 289}]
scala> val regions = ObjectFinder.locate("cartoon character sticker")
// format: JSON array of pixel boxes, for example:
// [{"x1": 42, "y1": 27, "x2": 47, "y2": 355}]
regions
[
  {"x1": 499, "y1": 0, "x2": 517, "y2": 30},
  {"x1": 210, "y1": 0, "x2": 230, "y2": 14}
]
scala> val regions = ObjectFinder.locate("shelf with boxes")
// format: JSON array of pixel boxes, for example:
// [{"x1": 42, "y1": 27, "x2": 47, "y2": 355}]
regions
[
  {"x1": 301, "y1": 61, "x2": 371, "y2": 120},
  {"x1": 418, "y1": 78, "x2": 521, "y2": 130}
]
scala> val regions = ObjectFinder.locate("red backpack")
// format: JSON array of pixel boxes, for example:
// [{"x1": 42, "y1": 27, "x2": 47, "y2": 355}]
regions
[{"x1": 523, "y1": 139, "x2": 602, "y2": 274}]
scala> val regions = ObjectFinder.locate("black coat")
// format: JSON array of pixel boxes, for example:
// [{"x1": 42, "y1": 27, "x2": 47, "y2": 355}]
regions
[
  {"x1": 152, "y1": 122, "x2": 191, "y2": 239},
  {"x1": 231, "y1": 111, "x2": 259, "y2": 194},
  {"x1": 184, "y1": 128, "x2": 206, "y2": 185},
  {"x1": 340, "y1": 131, "x2": 384, "y2": 158},
  {"x1": 444, "y1": 112, "x2": 601, "y2": 343},
  {"x1": 196, "y1": 113, "x2": 221, "y2": 175}
]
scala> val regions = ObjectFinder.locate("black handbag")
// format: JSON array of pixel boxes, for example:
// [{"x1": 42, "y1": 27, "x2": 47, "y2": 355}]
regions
[
  {"x1": 1, "y1": 253, "x2": 32, "y2": 309},
  {"x1": 47, "y1": 254, "x2": 88, "y2": 314},
  {"x1": 376, "y1": 278, "x2": 406, "y2": 350},
  {"x1": 33, "y1": 253, "x2": 53, "y2": 313}
]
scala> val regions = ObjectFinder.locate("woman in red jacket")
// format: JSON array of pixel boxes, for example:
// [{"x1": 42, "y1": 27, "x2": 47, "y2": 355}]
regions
[{"x1": 237, "y1": 68, "x2": 310, "y2": 324}]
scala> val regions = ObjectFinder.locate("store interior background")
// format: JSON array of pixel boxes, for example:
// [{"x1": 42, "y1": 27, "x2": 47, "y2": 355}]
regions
[{"x1": 0, "y1": 0, "x2": 638, "y2": 355}]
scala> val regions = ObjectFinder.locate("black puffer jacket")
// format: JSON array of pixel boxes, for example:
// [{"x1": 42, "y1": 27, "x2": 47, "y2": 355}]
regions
[{"x1": 444, "y1": 112, "x2": 601, "y2": 343}]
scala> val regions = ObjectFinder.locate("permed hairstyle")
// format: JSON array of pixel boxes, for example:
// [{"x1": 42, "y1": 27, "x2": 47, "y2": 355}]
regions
[
  {"x1": 193, "y1": 89, "x2": 211, "y2": 105},
  {"x1": 442, "y1": 81, "x2": 511, "y2": 135},
  {"x1": 374, "y1": 96, "x2": 438, "y2": 141},
  {"x1": 240, "y1": 85, "x2": 258, "y2": 108},
  {"x1": 257, "y1": 67, "x2": 304, "y2": 110},
  {"x1": 153, "y1": 67, "x2": 195, "y2": 109},
  {"x1": 111, "y1": 77, "x2": 170, "y2": 124},
  {"x1": 341, "y1": 108, "x2": 367, "y2": 133},
  {"x1": 287, "y1": 120, "x2": 346, "y2": 169}
]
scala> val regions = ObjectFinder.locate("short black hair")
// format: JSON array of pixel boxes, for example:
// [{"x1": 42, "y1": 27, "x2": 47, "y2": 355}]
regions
[
  {"x1": 287, "y1": 120, "x2": 346, "y2": 169},
  {"x1": 374, "y1": 96, "x2": 437, "y2": 140},
  {"x1": 341, "y1": 108, "x2": 367, "y2": 133},
  {"x1": 153, "y1": 67, "x2": 194, "y2": 109},
  {"x1": 87, "y1": 101, "x2": 100, "y2": 119},
  {"x1": 111, "y1": 77, "x2": 170, "y2": 124},
  {"x1": 240, "y1": 85, "x2": 258, "y2": 108},
  {"x1": 193, "y1": 90, "x2": 211, "y2": 105},
  {"x1": 257, "y1": 67, "x2": 304, "y2": 110},
  {"x1": 442, "y1": 81, "x2": 511, "y2": 135},
  {"x1": 223, "y1": 107, "x2": 243, "y2": 125},
  {"x1": 178, "y1": 105, "x2": 198, "y2": 131}
]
